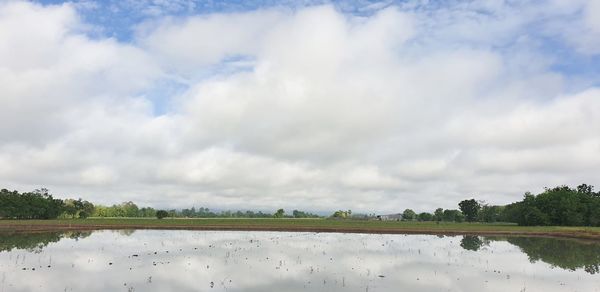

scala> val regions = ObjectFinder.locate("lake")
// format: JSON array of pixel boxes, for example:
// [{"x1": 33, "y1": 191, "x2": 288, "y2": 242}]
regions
[{"x1": 1, "y1": 230, "x2": 599, "y2": 291}]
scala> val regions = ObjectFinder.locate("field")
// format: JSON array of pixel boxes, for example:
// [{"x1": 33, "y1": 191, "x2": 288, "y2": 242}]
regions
[{"x1": 1, "y1": 218, "x2": 600, "y2": 240}]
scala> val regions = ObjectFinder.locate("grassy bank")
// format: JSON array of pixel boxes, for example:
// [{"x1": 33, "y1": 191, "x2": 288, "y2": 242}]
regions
[{"x1": 1, "y1": 218, "x2": 600, "y2": 240}]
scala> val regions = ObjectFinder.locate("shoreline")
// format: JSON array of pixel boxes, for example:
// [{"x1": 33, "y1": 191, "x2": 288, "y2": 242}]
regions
[{"x1": 2, "y1": 220, "x2": 600, "y2": 241}]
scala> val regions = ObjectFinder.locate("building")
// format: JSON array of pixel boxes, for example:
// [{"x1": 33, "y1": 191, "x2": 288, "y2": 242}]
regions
[{"x1": 376, "y1": 213, "x2": 403, "y2": 221}]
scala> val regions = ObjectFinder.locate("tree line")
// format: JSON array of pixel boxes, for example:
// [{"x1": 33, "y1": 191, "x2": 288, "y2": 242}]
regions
[
  {"x1": 0, "y1": 188, "x2": 319, "y2": 220},
  {"x1": 390, "y1": 184, "x2": 600, "y2": 227},
  {"x1": 0, "y1": 189, "x2": 65, "y2": 219},
  {"x1": 2, "y1": 183, "x2": 599, "y2": 226},
  {"x1": 502, "y1": 184, "x2": 600, "y2": 226}
]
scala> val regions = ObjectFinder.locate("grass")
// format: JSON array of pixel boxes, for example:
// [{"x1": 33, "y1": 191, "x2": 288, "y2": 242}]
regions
[{"x1": 1, "y1": 218, "x2": 600, "y2": 240}]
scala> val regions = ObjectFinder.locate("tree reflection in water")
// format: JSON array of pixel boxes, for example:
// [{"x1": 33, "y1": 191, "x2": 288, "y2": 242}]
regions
[
  {"x1": 0, "y1": 230, "x2": 99, "y2": 253},
  {"x1": 459, "y1": 235, "x2": 600, "y2": 274},
  {"x1": 460, "y1": 235, "x2": 488, "y2": 251}
]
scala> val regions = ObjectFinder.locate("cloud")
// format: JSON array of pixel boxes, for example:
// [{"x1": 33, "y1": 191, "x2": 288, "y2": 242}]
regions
[{"x1": 0, "y1": 1, "x2": 599, "y2": 213}]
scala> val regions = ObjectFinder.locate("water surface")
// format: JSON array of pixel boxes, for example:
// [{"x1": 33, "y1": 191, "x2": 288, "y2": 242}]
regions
[{"x1": 1, "y1": 230, "x2": 598, "y2": 292}]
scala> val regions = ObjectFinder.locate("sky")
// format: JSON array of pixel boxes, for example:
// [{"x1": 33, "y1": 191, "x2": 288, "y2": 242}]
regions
[{"x1": 1, "y1": 0, "x2": 600, "y2": 213}]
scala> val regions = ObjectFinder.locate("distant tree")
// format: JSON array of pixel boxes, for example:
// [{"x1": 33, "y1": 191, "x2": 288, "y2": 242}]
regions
[
  {"x1": 0, "y1": 188, "x2": 64, "y2": 219},
  {"x1": 454, "y1": 212, "x2": 465, "y2": 223},
  {"x1": 478, "y1": 204, "x2": 503, "y2": 223},
  {"x1": 577, "y1": 184, "x2": 594, "y2": 196},
  {"x1": 417, "y1": 212, "x2": 433, "y2": 221},
  {"x1": 516, "y1": 192, "x2": 549, "y2": 226},
  {"x1": 63, "y1": 199, "x2": 79, "y2": 218},
  {"x1": 139, "y1": 207, "x2": 156, "y2": 218},
  {"x1": 120, "y1": 201, "x2": 139, "y2": 217},
  {"x1": 81, "y1": 200, "x2": 95, "y2": 217},
  {"x1": 332, "y1": 210, "x2": 350, "y2": 218},
  {"x1": 434, "y1": 208, "x2": 444, "y2": 222},
  {"x1": 168, "y1": 209, "x2": 177, "y2": 218},
  {"x1": 440, "y1": 209, "x2": 464, "y2": 222},
  {"x1": 292, "y1": 210, "x2": 320, "y2": 218},
  {"x1": 273, "y1": 209, "x2": 285, "y2": 218},
  {"x1": 402, "y1": 209, "x2": 416, "y2": 221},
  {"x1": 500, "y1": 202, "x2": 521, "y2": 223},
  {"x1": 459, "y1": 199, "x2": 481, "y2": 222},
  {"x1": 78, "y1": 211, "x2": 89, "y2": 219},
  {"x1": 156, "y1": 210, "x2": 169, "y2": 219}
]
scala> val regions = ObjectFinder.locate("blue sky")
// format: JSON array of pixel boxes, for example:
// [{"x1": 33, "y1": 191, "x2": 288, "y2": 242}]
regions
[
  {"x1": 37, "y1": 0, "x2": 600, "y2": 104},
  {"x1": 1, "y1": 0, "x2": 600, "y2": 212}
]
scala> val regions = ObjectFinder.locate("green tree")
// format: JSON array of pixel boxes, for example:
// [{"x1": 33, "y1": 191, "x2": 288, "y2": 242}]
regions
[
  {"x1": 442, "y1": 209, "x2": 461, "y2": 222},
  {"x1": 63, "y1": 199, "x2": 79, "y2": 218},
  {"x1": 332, "y1": 210, "x2": 350, "y2": 218},
  {"x1": 434, "y1": 208, "x2": 444, "y2": 222},
  {"x1": 273, "y1": 209, "x2": 285, "y2": 218},
  {"x1": 402, "y1": 209, "x2": 416, "y2": 221},
  {"x1": 478, "y1": 204, "x2": 503, "y2": 223},
  {"x1": 156, "y1": 210, "x2": 169, "y2": 219},
  {"x1": 417, "y1": 212, "x2": 433, "y2": 221},
  {"x1": 459, "y1": 199, "x2": 481, "y2": 222}
]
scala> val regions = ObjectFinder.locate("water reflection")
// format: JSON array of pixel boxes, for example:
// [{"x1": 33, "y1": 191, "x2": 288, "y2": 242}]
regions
[
  {"x1": 493, "y1": 236, "x2": 599, "y2": 274},
  {"x1": 0, "y1": 230, "x2": 598, "y2": 292},
  {"x1": 459, "y1": 235, "x2": 487, "y2": 251},
  {"x1": 0, "y1": 231, "x2": 93, "y2": 253}
]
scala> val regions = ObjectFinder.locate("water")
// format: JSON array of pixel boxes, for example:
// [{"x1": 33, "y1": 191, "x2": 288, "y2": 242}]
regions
[{"x1": 0, "y1": 230, "x2": 599, "y2": 292}]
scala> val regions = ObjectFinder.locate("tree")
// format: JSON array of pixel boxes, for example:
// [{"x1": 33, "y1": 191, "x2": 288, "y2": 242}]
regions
[
  {"x1": 332, "y1": 210, "x2": 349, "y2": 218},
  {"x1": 80, "y1": 200, "x2": 95, "y2": 218},
  {"x1": 577, "y1": 184, "x2": 594, "y2": 196},
  {"x1": 292, "y1": 210, "x2": 320, "y2": 218},
  {"x1": 120, "y1": 201, "x2": 139, "y2": 217},
  {"x1": 78, "y1": 211, "x2": 89, "y2": 219},
  {"x1": 459, "y1": 199, "x2": 481, "y2": 222},
  {"x1": 273, "y1": 209, "x2": 285, "y2": 218},
  {"x1": 0, "y1": 189, "x2": 65, "y2": 219},
  {"x1": 418, "y1": 212, "x2": 433, "y2": 221},
  {"x1": 442, "y1": 209, "x2": 462, "y2": 222},
  {"x1": 402, "y1": 209, "x2": 416, "y2": 221},
  {"x1": 478, "y1": 204, "x2": 503, "y2": 223},
  {"x1": 63, "y1": 199, "x2": 79, "y2": 218},
  {"x1": 156, "y1": 210, "x2": 169, "y2": 219},
  {"x1": 434, "y1": 208, "x2": 444, "y2": 222}
]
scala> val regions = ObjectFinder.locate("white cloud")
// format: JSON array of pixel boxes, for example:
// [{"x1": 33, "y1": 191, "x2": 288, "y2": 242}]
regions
[{"x1": 1, "y1": 1, "x2": 599, "y2": 213}]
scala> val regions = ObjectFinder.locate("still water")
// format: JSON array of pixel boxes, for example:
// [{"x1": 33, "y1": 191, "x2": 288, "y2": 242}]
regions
[{"x1": 0, "y1": 230, "x2": 599, "y2": 292}]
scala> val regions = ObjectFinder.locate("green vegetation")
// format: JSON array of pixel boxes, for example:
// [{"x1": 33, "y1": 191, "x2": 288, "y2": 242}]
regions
[
  {"x1": 0, "y1": 189, "x2": 317, "y2": 220},
  {"x1": 459, "y1": 199, "x2": 481, "y2": 222},
  {"x1": 2, "y1": 183, "x2": 600, "y2": 229},
  {"x1": 402, "y1": 209, "x2": 416, "y2": 220},
  {"x1": 0, "y1": 188, "x2": 65, "y2": 219},
  {"x1": 379, "y1": 184, "x2": 600, "y2": 227},
  {"x1": 156, "y1": 210, "x2": 169, "y2": 219},
  {"x1": 502, "y1": 184, "x2": 600, "y2": 226},
  {"x1": 273, "y1": 208, "x2": 285, "y2": 218},
  {"x1": 417, "y1": 212, "x2": 433, "y2": 221},
  {"x1": 331, "y1": 210, "x2": 352, "y2": 218}
]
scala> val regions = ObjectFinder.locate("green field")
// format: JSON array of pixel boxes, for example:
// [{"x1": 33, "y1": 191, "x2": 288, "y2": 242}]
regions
[{"x1": 1, "y1": 218, "x2": 600, "y2": 240}]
